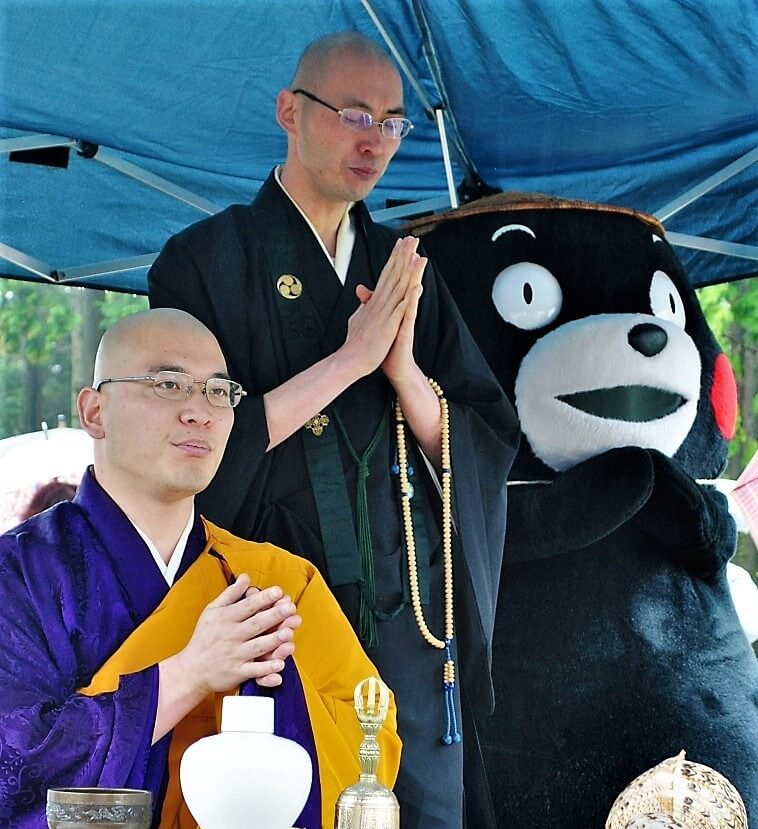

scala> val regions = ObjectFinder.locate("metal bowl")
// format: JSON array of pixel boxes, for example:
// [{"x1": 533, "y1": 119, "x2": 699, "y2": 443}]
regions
[{"x1": 46, "y1": 788, "x2": 152, "y2": 829}]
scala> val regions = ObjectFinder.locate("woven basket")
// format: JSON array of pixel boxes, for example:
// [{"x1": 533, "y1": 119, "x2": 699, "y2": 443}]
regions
[{"x1": 605, "y1": 752, "x2": 748, "y2": 829}]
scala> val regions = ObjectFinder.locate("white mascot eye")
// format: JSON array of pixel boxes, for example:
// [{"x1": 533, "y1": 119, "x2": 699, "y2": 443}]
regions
[
  {"x1": 649, "y1": 270, "x2": 686, "y2": 329},
  {"x1": 491, "y1": 262, "x2": 563, "y2": 330}
]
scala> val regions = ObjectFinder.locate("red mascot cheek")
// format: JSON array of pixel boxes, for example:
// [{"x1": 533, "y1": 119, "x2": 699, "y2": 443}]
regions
[{"x1": 710, "y1": 353, "x2": 737, "y2": 441}]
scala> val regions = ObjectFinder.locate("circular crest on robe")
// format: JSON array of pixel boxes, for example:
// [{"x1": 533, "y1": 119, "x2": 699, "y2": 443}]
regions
[{"x1": 276, "y1": 274, "x2": 303, "y2": 299}]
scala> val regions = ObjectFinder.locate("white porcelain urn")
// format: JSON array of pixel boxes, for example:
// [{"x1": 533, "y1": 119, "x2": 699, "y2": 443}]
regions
[{"x1": 180, "y1": 695, "x2": 313, "y2": 829}]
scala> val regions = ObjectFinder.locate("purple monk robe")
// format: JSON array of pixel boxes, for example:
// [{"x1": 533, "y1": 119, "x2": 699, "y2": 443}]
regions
[
  {"x1": 241, "y1": 660, "x2": 321, "y2": 828},
  {"x1": 0, "y1": 472, "x2": 205, "y2": 828}
]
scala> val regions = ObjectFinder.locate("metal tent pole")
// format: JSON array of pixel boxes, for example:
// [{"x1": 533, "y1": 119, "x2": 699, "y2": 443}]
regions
[
  {"x1": 0, "y1": 242, "x2": 55, "y2": 280},
  {"x1": 655, "y1": 146, "x2": 758, "y2": 222},
  {"x1": 667, "y1": 232, "x2": 758, "y2": 262},
  {"x1": 435, "y1": 107, "x2": 458, "y2": 209},
  {"x1": 361, "y1": 0, "x2": 463, "y2": 211},
  {"x1": 0, "y1": 134, "x2": 75, "y2": 153},
  {"x1": 92, "y1": 147, "x2": 221, "y2": 215}
]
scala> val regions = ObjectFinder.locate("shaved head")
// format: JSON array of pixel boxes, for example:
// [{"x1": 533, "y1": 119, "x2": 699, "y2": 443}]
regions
[
  {"x1": 278, "y1": 31, "x2": 405, "y2": 209},
  {"x1": 79, "y1": 306, "x2": 234, "y2": 512},
  {"x1": 291, "y1": 31, "x2": 398, "y2": 92},
  {"x1": 93, "y1": 308, "x2": 221, "y2": 385}
]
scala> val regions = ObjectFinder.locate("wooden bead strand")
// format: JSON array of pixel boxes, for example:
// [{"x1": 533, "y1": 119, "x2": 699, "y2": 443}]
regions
[{"x1": 395, "y1": 378, "x2": 460, "y2": 744}]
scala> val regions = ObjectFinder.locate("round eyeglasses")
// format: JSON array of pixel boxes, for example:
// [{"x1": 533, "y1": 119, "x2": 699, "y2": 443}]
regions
[
  {"x1": 94, "y1": 371, "x2": 247, "y2": 409},
  {"x1": 293, "y1": 88, "x2": 414, "y2": 140}
]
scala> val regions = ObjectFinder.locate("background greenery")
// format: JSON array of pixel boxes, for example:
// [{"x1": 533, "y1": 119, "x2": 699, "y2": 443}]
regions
[
  {"x1": 0, "y1": 276, "x2": 756, "y2": 582},
  {"x1": 697, "y1": 280, "x2": 757, "y2": 583}
]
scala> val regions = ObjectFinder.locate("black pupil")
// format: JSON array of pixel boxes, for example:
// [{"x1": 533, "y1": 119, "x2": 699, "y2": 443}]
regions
[
  {"x1": 669, "y1": 293, "x2": 676, "y2": 314},
  {"x1": 523, "y1": 283, "x2": 533, "y2": 304}
]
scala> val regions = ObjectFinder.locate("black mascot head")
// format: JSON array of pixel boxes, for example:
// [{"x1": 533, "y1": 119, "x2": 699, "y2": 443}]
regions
[{"x1": 414, "y1": 194, "x2": 737, "y2": 481}]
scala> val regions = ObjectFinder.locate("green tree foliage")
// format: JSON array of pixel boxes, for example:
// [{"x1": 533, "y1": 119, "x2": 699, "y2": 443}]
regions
[
  {"x1": 698, "y1": 280, "x2": 758, "y2": 467},
  {"x1": 0, "y1": 281, "x2": 75, "y2": 437},
  {"x1": 697, "y1": 279, "x2": 758, "y2": 585},
  {"x1": 99, "y1": 290, "x2": 152, "y2": 330},
  {"x1": 0, "y1": 279, "x2": 147, "y2": 438}
]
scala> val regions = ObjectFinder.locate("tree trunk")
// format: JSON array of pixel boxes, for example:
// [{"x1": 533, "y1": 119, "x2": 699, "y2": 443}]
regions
[
  {"x1": 70, "y1": 288, "x2": 102, "y2": 423},
  {"x1": 23, "y1": 358, "x2": 41, "y2": 433}
]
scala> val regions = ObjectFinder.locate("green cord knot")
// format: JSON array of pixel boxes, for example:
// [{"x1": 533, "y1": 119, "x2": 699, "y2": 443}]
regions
[{"x1": 331, "y1": 404, "x2": 389, "y2": 648}]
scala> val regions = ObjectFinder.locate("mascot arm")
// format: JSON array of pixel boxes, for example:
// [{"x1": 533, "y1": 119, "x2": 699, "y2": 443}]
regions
[
  {"x1": 505, "y1": 447, "x2": 656, "y2": 561},
  {"x1": 636, "y1": 449, "x2": 736, "y2": 578}
]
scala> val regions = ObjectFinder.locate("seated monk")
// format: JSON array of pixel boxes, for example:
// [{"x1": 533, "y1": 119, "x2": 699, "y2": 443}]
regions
[{"x1": 0, "y1": 308, "x2": 400, "y2": 829}]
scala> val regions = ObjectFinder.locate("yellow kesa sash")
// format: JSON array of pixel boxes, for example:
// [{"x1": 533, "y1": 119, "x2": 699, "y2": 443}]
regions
[{"x1": 80, "y1": 519, "x2": 401, "y2": 829}]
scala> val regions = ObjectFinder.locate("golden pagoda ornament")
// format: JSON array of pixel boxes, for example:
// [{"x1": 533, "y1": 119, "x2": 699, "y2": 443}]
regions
[{"x1": 334, "y1": 677, "x2": 399, "y2": 829}]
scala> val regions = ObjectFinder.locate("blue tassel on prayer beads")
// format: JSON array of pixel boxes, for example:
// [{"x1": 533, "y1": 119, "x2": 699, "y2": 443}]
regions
[{"x1": 442, "y1": 642, "x2": 461, "y2": 745}]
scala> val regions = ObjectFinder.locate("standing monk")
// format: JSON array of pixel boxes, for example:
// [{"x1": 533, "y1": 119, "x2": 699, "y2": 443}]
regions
[{"x1": 149, "y1": 32, "x2": 518, "y2": 829}]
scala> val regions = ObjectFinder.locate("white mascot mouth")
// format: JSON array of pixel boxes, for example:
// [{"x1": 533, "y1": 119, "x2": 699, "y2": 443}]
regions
[{"x1": 515, "y1": 314, "x2": 701, "y2": 472}]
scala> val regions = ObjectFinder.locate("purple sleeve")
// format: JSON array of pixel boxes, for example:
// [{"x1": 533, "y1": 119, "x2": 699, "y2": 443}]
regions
[{"x1": 0, "y1": 536, "x2": 160, "y2": 827}]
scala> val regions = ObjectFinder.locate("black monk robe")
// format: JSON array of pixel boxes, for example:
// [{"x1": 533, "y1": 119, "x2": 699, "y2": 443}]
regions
[{"x1": 149, "y1": 171, "x2": 519, "y2": 829}]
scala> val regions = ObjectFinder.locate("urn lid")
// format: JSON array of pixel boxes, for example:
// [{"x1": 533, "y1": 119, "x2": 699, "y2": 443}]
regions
[{"x1": 220, "y1": 696, "x2": 274, "y2": 734}]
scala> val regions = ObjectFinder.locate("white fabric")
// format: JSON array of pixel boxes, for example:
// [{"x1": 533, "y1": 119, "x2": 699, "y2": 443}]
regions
[
  {"x1": 131, "y1": 508, "x2": 194, "y2": 585},
  {"x1": 726, "y1": 562, "x2": 758, "y2": 644},
  {"x1": 274, "y1": 165, "x2": 356, "y2": 285}
]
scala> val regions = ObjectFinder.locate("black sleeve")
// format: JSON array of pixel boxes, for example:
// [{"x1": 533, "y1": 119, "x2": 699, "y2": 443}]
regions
[{"x1": 148, "y1": 231, "x2": 271, "y2": 533}]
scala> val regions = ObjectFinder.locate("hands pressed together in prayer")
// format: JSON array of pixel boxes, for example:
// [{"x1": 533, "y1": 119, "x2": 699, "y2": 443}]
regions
[
  {"x1": 344, "y1": 235, "x2": 427, "y2": 384},
  {"x1": 342, "y1": 235, "x2": 443, "y2": 465},
  {"x1": 154, "y1": 575, "x2": 301, "y2": 742},
  {"x1": 263, "y1": 234, "x2": 442, "y2": 464}
]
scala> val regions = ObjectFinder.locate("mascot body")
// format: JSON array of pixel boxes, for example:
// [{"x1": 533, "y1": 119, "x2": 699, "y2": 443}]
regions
[{"x1": 414, "y1": 196, "x2": 758, "y2": 828}]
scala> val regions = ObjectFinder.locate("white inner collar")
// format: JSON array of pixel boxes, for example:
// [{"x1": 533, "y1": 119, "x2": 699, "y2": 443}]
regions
[
  {"x1": 130, "y1": 508, "x2": 195, "y2": 586},
  {"x1": 274, "y1": 165, "x2": 356, "y2": 285}
]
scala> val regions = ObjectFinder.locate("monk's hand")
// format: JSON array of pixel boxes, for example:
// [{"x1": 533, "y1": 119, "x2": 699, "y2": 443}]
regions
[
  {"x1": 380, "y1": 264, "x2": 425, "y2": 387},
  {"x1": 250, "y1": 592, "x2": 302, "y2": 688},
  {"x1": 180, "y1": 576, "x2": 300, "y2": 695},
  {"x1": 340, "y1": 236, "x2": 421, "y2": 378},
  {"x1": 354, "y1": 239, "x2": 426, "y2": 387}
]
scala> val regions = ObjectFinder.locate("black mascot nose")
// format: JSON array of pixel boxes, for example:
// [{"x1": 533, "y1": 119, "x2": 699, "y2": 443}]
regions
[{"x1": 628, "y1": 322, "x2": 668, "y2": 356}]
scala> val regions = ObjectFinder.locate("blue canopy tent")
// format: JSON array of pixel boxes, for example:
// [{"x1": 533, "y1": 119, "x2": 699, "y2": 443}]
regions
[{"x1": 0, "y1": 0, "x2": 756, "y2": 293}]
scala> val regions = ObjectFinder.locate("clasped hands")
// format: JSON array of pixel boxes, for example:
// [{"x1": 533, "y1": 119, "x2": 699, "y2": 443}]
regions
[
  {"x1": 343, "y1": 235, "x2": 427, "y2": 385},
  {"x1": 179, "y1": 574, "x2": 301, "y2": 695}
]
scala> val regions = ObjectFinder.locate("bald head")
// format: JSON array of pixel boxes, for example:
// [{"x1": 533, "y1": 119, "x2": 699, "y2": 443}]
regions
[
  {"x1": 79, "y1": 307, "x2": 235, "y2": 512},
  {"x1": 93, "y1": 308, "x2": 222, "y2": 386},
  {"x1": 291, "y1": 31, "x2": 398, "y2": 92}
]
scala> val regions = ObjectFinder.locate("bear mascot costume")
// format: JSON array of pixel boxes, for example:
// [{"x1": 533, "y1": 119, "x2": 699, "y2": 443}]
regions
[{"x1": 410, "y1": 194, "x2": 758, "y2": 828}]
